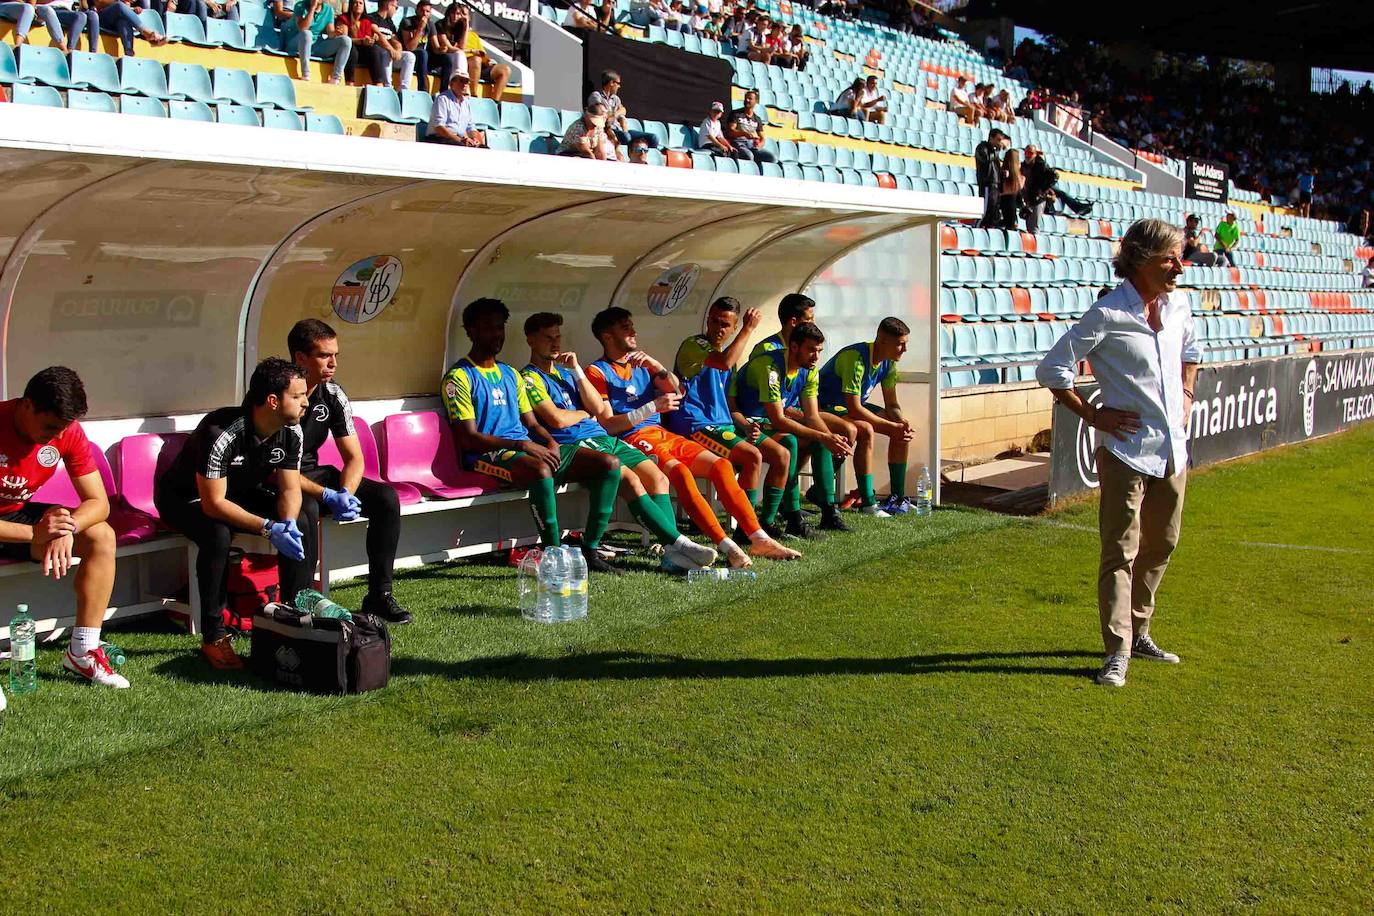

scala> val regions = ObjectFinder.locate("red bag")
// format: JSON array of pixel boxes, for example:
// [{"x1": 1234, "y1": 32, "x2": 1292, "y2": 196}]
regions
[{"x1": 224, "y1": 549, "x2": 280, "y2": 632}]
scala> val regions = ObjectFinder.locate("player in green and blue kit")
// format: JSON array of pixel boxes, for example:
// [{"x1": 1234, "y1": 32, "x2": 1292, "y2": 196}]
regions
[
  {"x1": 521, "y1": 312, "x2": 718, "y2": 573},
  {"x1": 817, "y1": 316, "x2": 915, "y2": 515},
  {"x1": 749, "y1": 292, "x2": 815, "y2": 359},
  {"x1": 731, "y1": 323, "x2": 856, "y2": 532},
  {"x1": 441, "y1": 298, "x2": 624, "y2": 574},
  {"x1": 671, "y1": 297, "x2": 801, "y2": 539}
]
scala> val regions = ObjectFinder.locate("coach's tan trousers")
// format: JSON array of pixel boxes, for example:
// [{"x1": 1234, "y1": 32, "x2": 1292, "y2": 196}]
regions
[{"x1": 1096, "y1": 448, "x2": 1188, "y2": 657}]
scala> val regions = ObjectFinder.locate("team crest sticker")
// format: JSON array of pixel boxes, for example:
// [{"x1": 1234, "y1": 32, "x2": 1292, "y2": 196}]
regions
[
  {"x1": 647, "y1": 263, "x2": 701, "y2": 316},
  {"x1": 332, "y1": 255, "x2": 403, "y2": 324},
  {"x1": 1299, "y1": 358, "x2": 1319, "y2": 438},
  {"x1": 270, "y1": 447, "x2": 286, "y2": 464},
  {"x1": 36, "y1": 446, "x2": 60, "y2": 468}
]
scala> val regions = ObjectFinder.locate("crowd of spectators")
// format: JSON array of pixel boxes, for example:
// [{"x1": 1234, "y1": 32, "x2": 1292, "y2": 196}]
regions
[{"x1": 1009, "y1": 36, "x2": 1374, "y2": 231}]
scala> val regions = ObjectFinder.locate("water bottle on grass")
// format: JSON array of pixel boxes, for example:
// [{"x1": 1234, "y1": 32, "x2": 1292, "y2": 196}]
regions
[
  {"x1": 915, "y1": 466, "x2": 933, "y2": 518},
  {"x1": 562, "y1": 547, "x2": 588, "y2": 622},
  {"x1": 686, "y1": 568, "x2": 758, "y2": 584},
  {"x1": 8, "y1": 604, "x2": 37, "y2": 696},
  {"x1": 99, "y1": 641, "x2": 126, "y2": 669}
]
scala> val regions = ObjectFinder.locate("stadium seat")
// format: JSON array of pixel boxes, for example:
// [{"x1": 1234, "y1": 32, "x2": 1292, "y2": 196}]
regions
[
  {"x1": 114, "y1": 432, "x2": 189, "y2": 522},
  {"x1": 215, "y1": 103, "x2": 261, "y2": 127},
  {"x1": 486, "y1": 129, "x2": 518, "y2": 152},
  {"x1": 306, "y1": 112, "x2": 344, "y2": 134},
  {"x1": 468, "y1": 97, "x2": 501, "y2": 129},
  {"x1": 67, "y1": 89, "x2": 117, "y2": 113},
  {"x1": 164, "y1": 12, "x2": 215, "y2": 46},
  {"x1": 261, "y1": 108, "x2": 303, "y2": 130},
  {"x1": 399, "y1": 90, "x2": 433, "y2": 124},
  {"x1": 0, "y1": 43, "x2": 20, "y2": 85},
  {"x1": 205, "y1": 17, "x2": 250, "y2": 51},
  {"x1": 255, "y1": 73, "x2": 310, "y2": 112},
  {"x1": 361, "y1": 85, "x2": 404, "y2": 122},
  {"x1": 316, "y1": 423, "x2": 421, "y2": 506},
  {"x1": 210, "y1": 67, "x2": 259, "y2": 108},
  {"x1": 120, "y1": 58, "x2": 176, "y2": 100},
  {"x1": 17, "y1": 46, "x2": 80, "y2": 90},
  {"x1": 169, "y1": 99, "x2": 215, "y2": 122},
  {"x1": 499, "y1": 102, "x2": 532, "y2": 133},
  {"x1": 530, "y1": 105, "x2": 562, "y2": 135},
  {"x1": 10, "y1": 84, "x2": 62, "y2": 107},
  {"x1": 32, "y1": 448, "x2": 156, "y2": 546},
  {"x1": 167, "y1": 63, "x2": 230, "y2": 106},
  {"x1": 68, "y1": 52, "x2": 125, "y2": 96},
  {"x1": 379, "y1": 411, "x2": 494, "y2": 499},
  {"x1": 121, "y1": 96, "x2": 167, "y2": 117}
]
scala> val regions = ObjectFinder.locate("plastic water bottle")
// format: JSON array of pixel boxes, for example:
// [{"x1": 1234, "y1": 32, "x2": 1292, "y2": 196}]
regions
[
  {"x1": 99, "y1": 641, "x2": 126, "y2": 669},
  {"x1": 528, "y1": 548, "x2": 562, "y2": 623},
  {"x1": 686, "y1": 568, "x2": 759, "y2": 584},
  {"x1": 563, "y1": 547, "x2": 588, "y2": 622},
  {"x1": 294, "y1": 589, "x2": 353, "y2": 622},
  {"x1": 915, "y1": 466, "x2": 933, "y2": 518},
  {"x1": 8, "y1": 604, "x2": 37, "y2": 696},
  {"x1": 517, "y1": 547, "x2": 544, "y2": 619}
]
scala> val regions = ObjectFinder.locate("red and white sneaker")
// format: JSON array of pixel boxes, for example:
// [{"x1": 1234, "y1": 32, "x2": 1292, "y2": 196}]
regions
[{"x1": 62, "y1": 647, "x2": 130, "y2": 689}]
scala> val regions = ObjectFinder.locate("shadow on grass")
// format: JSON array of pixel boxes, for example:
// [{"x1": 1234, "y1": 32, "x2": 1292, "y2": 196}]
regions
[{"x1": 395, "y1": 649, "x2": 1101, "y2": 682}]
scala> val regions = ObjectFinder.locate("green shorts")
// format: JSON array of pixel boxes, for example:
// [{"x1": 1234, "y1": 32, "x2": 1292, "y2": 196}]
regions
[
  {"x1": 688, "y1": 425, "x2": 747, "y2": 458},
  {"x1": 821, "y1": 401, "x2": 883, "y2": 417},
  {"x1": 468, "y1": 443, "x2": 583, "y2": 483},
  {"x1": 580, "y1": 435, "x2": 651, "y2": 470}
]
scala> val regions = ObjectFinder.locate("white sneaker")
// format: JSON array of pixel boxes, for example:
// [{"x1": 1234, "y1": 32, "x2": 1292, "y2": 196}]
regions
[
  {"x1": 1094, "y1": 654, "x2": 1128, "y2": 687},
  {"x1": 0, "y1": 684, "x2": 7, "y2": 713},
  {"x1": 860, "y1": 504, "x2": 891, "y2": 518},
  {"x1": 671, "y1": 536, "x2": 717, "y2": 568},
  {"x1": 63, "y1": 647, "x2": 130, "y2": 689},
  {"x1": 663, "y1": 545, "x2": 707, "y2": 572},
  {"x1": 1132, "y1": 634, "x2": 1180, "y2": 663}
]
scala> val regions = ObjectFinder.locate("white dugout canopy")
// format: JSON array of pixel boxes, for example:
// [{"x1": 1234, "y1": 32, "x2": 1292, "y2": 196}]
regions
[{"x1": 0, "y1": 106, "x2": 978, "y2": 469}]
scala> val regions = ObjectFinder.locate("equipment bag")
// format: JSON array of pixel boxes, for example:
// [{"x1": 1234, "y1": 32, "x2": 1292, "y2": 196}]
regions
[
  {"x1": 250, "y1": 603, "x2": 391, "y2": 695},
  {"x1": 224, "y1": 548, "x2": 280, "y2": 632}
]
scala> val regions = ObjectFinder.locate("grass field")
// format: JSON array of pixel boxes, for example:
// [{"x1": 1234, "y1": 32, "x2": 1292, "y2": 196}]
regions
[{"x1": 2, "y1": 426, "x2": 1371, "y2": 912}]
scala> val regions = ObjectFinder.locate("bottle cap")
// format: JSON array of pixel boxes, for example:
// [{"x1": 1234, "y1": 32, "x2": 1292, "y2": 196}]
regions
[{"x1": 16, "y1": 604, "x2": 26, "y2": 613}]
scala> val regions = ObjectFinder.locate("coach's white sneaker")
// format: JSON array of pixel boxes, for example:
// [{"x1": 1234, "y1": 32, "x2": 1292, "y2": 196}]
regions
[
  {"x1": 670, "y1": 535, "x2": 717, "y2": 568},
  {"x1": 1094, "y1": 654, "x2": 1129, "y2": 687},
  {"x1": 63, "y1": 647, "x2": 130, "y2": 689},
  {"x1": 1132, "y1": 634, "x2": 1180, "y2": 663}
]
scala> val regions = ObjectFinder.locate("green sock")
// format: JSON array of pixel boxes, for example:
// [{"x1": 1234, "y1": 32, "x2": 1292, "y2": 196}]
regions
[
  {"x1": 629, "y1": 494, "x2": 680, "y2": 545},
  {"x1": 888, "y1": 463, "x2": 907, "y2": 499},
  {"x1": 529, "y1": 476, "x2": 560, "y2": 546},
  {"x1": 746, "y1": 486, "x2": 760, "y2": 509},
  {"x1": 651, "y1": 492, "x2": 674, "y2": 524},
  {"x1": 859, "y1": 473, "x2": 876, "y2": 507},
  {"x1": 810, "y1": 443, "x2": 837, "y2": 505},
  {"x1": 780, "y1": 435, "x2": 801, "y2": 512},
  {"x1": 760, "y1": 486, "x2": 785, "y2": 525},
  {"x1": 581, "y1": 467, "x2": 620, "y2": 549}
]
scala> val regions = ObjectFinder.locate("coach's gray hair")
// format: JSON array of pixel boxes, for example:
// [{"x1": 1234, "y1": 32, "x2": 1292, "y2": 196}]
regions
[{"x1": 1112, "y1": 218, "x2": 1184, "y2": 278}]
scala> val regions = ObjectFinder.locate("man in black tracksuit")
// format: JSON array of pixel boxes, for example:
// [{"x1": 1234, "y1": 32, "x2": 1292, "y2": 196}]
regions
[
  {"x1": 974, "y1": 128, "x2": 1007, "y2": 229},
  {"x1": 288, "y1": 319, "x2": 411, "y2": 625}
]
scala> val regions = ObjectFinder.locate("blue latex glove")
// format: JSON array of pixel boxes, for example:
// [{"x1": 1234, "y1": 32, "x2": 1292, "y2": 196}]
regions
[
  {"x1": 266, "y1": 520, "x2": 305, "y2": 561},
  {"x1": 321, "y1": 487, "x2": 362, "y2": 522}
]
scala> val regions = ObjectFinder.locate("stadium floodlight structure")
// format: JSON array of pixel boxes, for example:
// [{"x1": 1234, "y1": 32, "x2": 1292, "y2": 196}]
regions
[{"x1": 0, "y1": 107, "x2": 975, "y2": 621}]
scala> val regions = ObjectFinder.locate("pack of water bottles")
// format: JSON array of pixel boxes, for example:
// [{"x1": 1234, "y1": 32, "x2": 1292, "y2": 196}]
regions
[
  {"x1": 516, "y1": 546, "x2": 588, "y2": 623},
  {"x1": 249, "y1": 590, "x2": 390, "y2": 694}
]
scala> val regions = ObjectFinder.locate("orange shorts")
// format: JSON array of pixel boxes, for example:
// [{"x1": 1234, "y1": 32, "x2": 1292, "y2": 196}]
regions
[{"x1": 623, "y1": 425, "x2": 708, "y2": 467}]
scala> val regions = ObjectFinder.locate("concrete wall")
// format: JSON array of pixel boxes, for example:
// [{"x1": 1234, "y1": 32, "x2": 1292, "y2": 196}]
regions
[{"x1": 939, "y1": 382, "x2": 1054, "y2": 462}]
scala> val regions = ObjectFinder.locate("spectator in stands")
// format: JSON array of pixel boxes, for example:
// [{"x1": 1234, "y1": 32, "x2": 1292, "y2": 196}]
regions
[
  {"x1": 725, "y1": 89, "x2": 775, "y2": 163},
  {"x1": 787, "y1": 23, "x2": 809, "y2": 71},
  {"x1": 1181, "y1": 214, "x2": 1218, "y2": 266},
  {"x1": 1020, "y1": 144, "x2": 1054, "y2": 233},
  {"x1": 565, "y1": 0, "x2": 600, "y2": 29},
  {"x1": 286, "y1": 319, "x2": 411, "y2": 626},
  {"x1": 338, "y1": 0, "x2": 388, "y2": 87},
  {"x1": 28, "y1": 0, "x2": 100, "y2": 54},
  {"x1": 860, "y1": 75, "x2": 887, "y2": 125},
  {"x1": 280, "y1": 0, "x2": 352, "y2": 84},
  {"x1": 558, "y1": 101, "x2": 611, "y2": 158},
  {"x1": 741, "y1": 12, "x2": 771, "y2": 62},
  {"x1": 155, "y1": 358, "x2": 314, "y2": 671},
  {"x1": 720, "y1": 4, "x2": 746, "y2": 45},
  {"x1": 0, "y1": 1, "x2": 37, "y2": 45},
  {"x1": 832, "y1": 78, "x2": 865, "y2": 120},
  {"x1": 1213, "y1": 212, "x2": 1241, "y2": 268},
  {"x1": 432, "y1": 3, "x2": 470, "y2": 88},
  {"x1": 765, "y1": 21, "x2": 796, "y2": 68},
  {"x1": 974, "y1": 128, "x2": 1006, "y2": 229},
  {"x1": 948, "y1": 76, "x2": 977, "y2": 126},
  {"x1": 401, "y1": 0, "x2": 457, "y2": 93},
  {"x1": 1362, "y1": 256, "x2": 1374, "y2": 289},
  {"x1": 92, "y1": 0, "x2": 167, "y2": 55},
  {"x1": 972, "y1": 83, "x2": 993, "y2": 121},
  {"x1": 698, "y1": 100, "x2": 736, "y2": 157},
  {"x1": 0, "y1": 368, "x2": 125, "y2": 688},
  {"x1": 1022, "y1": 144, "x2": 1092, "y2": 217},
  {"x1": 367, "y1": 0, "x2": 415, "y2": 92},
  {"x1": 688, "y1": 4, "x2": 709, "y2": 36},
  {"x1": 998, "y1": 146, "x2": 1023, "y2": 230},
  {"x1": 457, "y1": 6, "x2": 509, "y2": 100},
  {"x1": 1296, "y1": 169, "x2": 1315, "y2": 217},
  {"x1": 599, "y1": 119, "x2": 625, "y2": 162},
  {"x1": 423, "y1": 72, "x2": 485, "y2": 146},
  {"x1": 589, "y1": 70, "x2": 658, "y2": 149},
  {"x1": 630, "y1": 0, "x2": 665, "y2": 28},
  {"x1": 1036, "y1": 218, "x2": 1200, "y2": 689},
  {"x1": 627, "y1": 137, "x2": 652, "y2": 164},
  {"x1": 992, "y1": 88, "x2": 1015, "y2": 123}
]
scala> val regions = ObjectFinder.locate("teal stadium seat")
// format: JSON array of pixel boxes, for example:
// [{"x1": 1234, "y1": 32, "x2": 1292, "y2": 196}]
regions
[
  {"x1": 499, "y1": 102, "x2": 531, "y2": 132},
  {"x1": 167, "y1": 63, "x2": 230, "y2": 105},
  {"x1": 399, "y1": 89, "x2": 433, "y2": 123},
  {"x1": 486, "y1": 130, "x2": 518, "y2": 152},
  {"x1": 164, "y1": 12, "x2": 216, "y2": 47},
  {"x1": 211, "y1": 67, "x2": 259, "y2": 107},
  {"x1": 205, "y1": 17, "x2": 250, "y2": 50},
  {"x1": 121, "y1": 95, "x2": 167, "y2": 117},
  {"x1": 18, "y1": 46, "x2": 80, "y2": 89},
  {"x1": 255, "y1": 73, "x2": 310, "y2": 112},
  {"x1": 67, "y1": 89, "x2": 117, "y2": 113},
  {"x1": 121, "y1": 58, "x2": 176, "y2": 100},
  {"x1": 68, "y1": 52, "x2": 125, "y2": 95},
  {"x1": 262, "y1": 108, "x2": 303, "y2": 129},
  {"x1": 0, "y1": 43, "x2": 20, "y2": 85},
  {"x1": 215, "y1": 103, "x2": 261, "y2": 126},
  {"x1": 11, "y1": 84, "x2": 62, "y2": 106},
  {"x1": 306, "y1": 113, "x2": 345, "y2": 133},
  {"x1": 530, "y1": 105, "x2": 561, "y2": 135},
  {"x1": 468, "y1": 97, "x2": 500, "y2": 129},
  {"x1": 361, "y1": 85, "x2": 404, "y2": 122},
  {"x1": 169, "y1": 99, "x2": 214, "y2": 121}
]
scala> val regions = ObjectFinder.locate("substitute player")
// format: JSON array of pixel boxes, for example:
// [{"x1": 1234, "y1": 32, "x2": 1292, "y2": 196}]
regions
[
  {"x1": 818, "y1": 317, "x2": 915, "y2": 515},
  {"x1": 0, "y1": 368, "x2": 124, "y2": 687},
  {"x1": 670, "y1": 297, "x2": 801, "y2": 539},
  {"x1": 585, "y1": 307, "x2": 800, "y2": 568},
  {"x1": 155, "y1": 358, "x2": 313, "y2": 670},
  {"x1": 750, "y1": 292, "x2": 815, "y2": 358},
  {"x1": 441, "y1": 298, "x2": 624, "y2": 575},
  {"x1": 521, "y1": 312, "x2": 718, "y2": 573},
  {"x1": 731, "y1": 324, "x2": 856, "y2": 532},
  {"x1": 287, "y1": 319, "x2": 411, "y2": 625}
]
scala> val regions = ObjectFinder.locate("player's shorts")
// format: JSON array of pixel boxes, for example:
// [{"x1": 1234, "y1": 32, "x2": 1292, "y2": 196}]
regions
[
  {"x1": 623, "y1": 425, "x2": 709, "y2": 467},
  {"x1": 0, "y1": 501, "x2": 57, "y2": 563},
  {"x1": 1299, "y1": 190, "x2": 1313, "y2": 205},
  {"x1": 466, "y1": 444, "x2": 582, "y2": 483},
  {"x1": 689, "y1": 425, "x2": 748, "y2": 458},
  {"x1": 579, "y1": 435, "x2": 651, "y2": 470},
  {"x1": 821, "y1": 400, "x2": 884, "y2": 418}
]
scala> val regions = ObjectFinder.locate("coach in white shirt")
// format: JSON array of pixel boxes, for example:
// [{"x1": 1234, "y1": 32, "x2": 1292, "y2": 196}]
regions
[{"x1": 1036, "y1": 218, "x2": 1202, "y2": 688}]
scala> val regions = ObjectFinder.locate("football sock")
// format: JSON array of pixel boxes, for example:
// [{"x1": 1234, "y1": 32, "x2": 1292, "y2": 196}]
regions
[
  {"x1": 580, "y1": 464, "x2": 620, "y2": 549},
  {"x1": 629, "y1": 494, "x2": 681, "y2": 545},
  {"x1": 809, "y1": 443, "x2": 837, "y2": 505},
  {"x1": 665, "y1": 462, "x2": 728, "y2": 543},
  {"x1": 71, "y1": 626, "x2": 100, "y2": 657},
  {"x1": 707, "y1": 459, "x2": 762, "y2": 538},
  {"x1": 859, "y1": 473, "x2": 876, "y2": 507},
  {"x1": 760, "y1": 486, "x2": 785, "y2": 526},
  {"x1": 528, "y1": 476, "x2": 561, "y2": 546},
  {"x1": 889, "y1": 463, "x2": 907, "y2": 499},
  {"x1": 780, "y1": 434, "x2": 801, "y2": 512}
]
